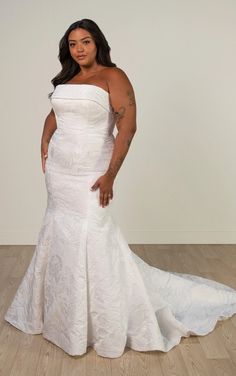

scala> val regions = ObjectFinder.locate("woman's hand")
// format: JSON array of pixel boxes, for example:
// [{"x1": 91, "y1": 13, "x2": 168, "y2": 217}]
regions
[
  {"x1": 41, "y1": 141, "x2": 49, "y2": 174},
  {"x1": 90, "y1": 173, "x2": 115, "y2": 207}
]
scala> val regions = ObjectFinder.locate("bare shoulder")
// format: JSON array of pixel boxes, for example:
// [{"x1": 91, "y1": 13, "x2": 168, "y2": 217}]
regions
[
  {"x1": 105, "y1": 67, "x2": 135, "y2": 101},
  {"x1": 105, "y1": 67, "x2": 132, "y2": 85},
  {"x1": 104, "y1": 67, "x2": 136, "y2": 132},
  {"x1": 105, "y1": 66, "x2": 127, "y2": 76}
]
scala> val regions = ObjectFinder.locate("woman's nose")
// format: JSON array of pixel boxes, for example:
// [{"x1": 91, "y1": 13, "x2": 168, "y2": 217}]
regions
[{"x1": 77, "y1": 44, "x2": 84, "y2": 52}]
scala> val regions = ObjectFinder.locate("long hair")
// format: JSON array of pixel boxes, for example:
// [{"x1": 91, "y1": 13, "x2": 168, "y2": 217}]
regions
[{"x1": 48, "y1": 19, "x2": 117, "y2": 98}]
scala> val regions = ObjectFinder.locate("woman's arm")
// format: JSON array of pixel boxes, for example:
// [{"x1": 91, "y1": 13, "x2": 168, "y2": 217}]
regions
[
  {"x1": 90, "y1": 68, "x2": 137, "y2": 207},
  {"x1": 41, "y1": 108, "x2": 57, "y2": 173},
  {"x1": 41, "y1": 108, "x2": 57, "y2": 145},
  {"x1": 105, "y1": 67, "x2": 137, "y2": 180}
]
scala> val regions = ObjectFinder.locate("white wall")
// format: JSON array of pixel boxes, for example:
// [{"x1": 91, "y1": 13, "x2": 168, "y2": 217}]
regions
[{"x1": 1, "y1": 0, "x2": 236, "y2": 244}]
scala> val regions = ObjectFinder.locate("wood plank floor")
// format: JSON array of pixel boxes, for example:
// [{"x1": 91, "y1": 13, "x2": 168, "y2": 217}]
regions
[{"x1": 1, "y1": 244, "x2": 236, "y2": 376}]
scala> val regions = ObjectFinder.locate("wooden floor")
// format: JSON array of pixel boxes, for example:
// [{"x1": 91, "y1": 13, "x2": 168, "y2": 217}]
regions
[{"x1": 1, "y1": 244, "x2": 236, "y2": 376}]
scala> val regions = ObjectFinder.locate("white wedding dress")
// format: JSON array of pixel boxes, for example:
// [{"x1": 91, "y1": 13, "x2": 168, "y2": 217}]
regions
[{"x1": 4, "y1": 84, "x2": 236, "y2": 358}]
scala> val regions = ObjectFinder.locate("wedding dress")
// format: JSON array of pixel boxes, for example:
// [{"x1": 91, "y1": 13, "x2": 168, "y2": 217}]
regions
[{"x1": 4, "y1": 84, "x2": 236, "y2": 358}]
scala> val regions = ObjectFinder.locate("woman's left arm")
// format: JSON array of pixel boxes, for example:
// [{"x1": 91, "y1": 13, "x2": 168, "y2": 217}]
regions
[
  {"x1": 105, "y1": 67, "x2": 137, "y2": 180},
  {"x1": 90, "y1": 67, "x2": 137, "y2": 207}
]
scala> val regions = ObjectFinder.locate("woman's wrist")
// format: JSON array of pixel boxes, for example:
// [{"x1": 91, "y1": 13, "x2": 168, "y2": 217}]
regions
[
  {"x1": 105, "y1": 170, "x2": 116, "y2": 181},
  {"x1": 41, "y1": 138, "x2": 50, "y2": 148}
]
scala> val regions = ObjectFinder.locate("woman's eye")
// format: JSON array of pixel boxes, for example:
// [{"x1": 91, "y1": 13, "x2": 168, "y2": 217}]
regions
[{"x1": 69, "y1": 41, "x2": 90, "y2": 47}]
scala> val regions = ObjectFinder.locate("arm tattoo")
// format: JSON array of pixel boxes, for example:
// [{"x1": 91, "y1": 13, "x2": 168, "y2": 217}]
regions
[
  {"x1": 113, "y1": 90, "x2": 135, "y2": 122},
  {"x1": 106, "y1": 154, "x2": 126, "y2": 178},
  {"x1": 114, "y1": 106, "x2": 125, "y2": 125},
  {"x1": 106, "y1": 130, "x2": 135, "y2": 178},
  {"x1": 107, "y1": 89, "x2": 136, "y2": 177},
  {"x1": 127, "y1": 89, "x2": 136, "y2": 106}
]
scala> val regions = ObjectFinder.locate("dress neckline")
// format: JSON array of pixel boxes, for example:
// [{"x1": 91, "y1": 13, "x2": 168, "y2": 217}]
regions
[{"x1": 57, "y1": 84, "x2": 109, "y2": 96}]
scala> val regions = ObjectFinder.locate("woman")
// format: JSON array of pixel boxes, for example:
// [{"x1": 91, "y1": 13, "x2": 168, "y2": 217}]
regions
[{"x1": 4, "y1": 18, "x2": 236, "y2": 359}]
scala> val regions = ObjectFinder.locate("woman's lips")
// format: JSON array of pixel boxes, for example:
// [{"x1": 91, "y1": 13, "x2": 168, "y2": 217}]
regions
[{"x1": 77, "y1": 55, "x2": 86, "y2": 59}]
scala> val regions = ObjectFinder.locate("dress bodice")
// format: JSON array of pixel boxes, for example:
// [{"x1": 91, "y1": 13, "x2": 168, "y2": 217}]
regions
[
  {"x1": 50, "y1": 84, "x2": 116, "y2": 137},
  {"x1": 47, "y1": 84, "x2": 116, "y2": 175}
]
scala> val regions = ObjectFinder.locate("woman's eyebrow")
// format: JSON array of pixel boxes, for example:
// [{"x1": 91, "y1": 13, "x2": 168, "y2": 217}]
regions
[{"x1": 68, "y1": 37, "x2": 91, "y2": 42}]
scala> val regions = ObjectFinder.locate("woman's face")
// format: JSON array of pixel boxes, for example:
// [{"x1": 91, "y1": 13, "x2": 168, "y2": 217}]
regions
[{"x1": 68, "y1": 28, "x2": 97, "y2": 67}]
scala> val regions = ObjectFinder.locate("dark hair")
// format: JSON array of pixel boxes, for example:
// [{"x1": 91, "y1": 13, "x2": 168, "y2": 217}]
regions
[{"x1": 48, "y1": 19, "x2": 117, "y2": 98}]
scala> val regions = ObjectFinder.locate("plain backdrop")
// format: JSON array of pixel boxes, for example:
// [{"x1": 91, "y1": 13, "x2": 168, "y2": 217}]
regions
[{"x1": 0, "y1": 0, "x2": 236, "y2": 244}]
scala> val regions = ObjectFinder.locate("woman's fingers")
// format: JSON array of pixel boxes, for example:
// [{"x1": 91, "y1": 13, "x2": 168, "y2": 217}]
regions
[
  {"x1": 100, "y1": 192, "x2": 113, "y2": 207},
  {"x1": 91, "y1": 174, "x2": 114, "y2": 207}
]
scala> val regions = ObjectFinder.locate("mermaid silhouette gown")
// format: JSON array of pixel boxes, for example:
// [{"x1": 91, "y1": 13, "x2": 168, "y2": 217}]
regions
[{"x1": 4, "y1": 84, "x2": 236, "y2": 358}]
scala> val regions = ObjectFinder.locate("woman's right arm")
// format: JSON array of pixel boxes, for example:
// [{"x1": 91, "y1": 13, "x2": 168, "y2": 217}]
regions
[{"x1": 41, "y1": 108, "x2": 57, "y2": 173}]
